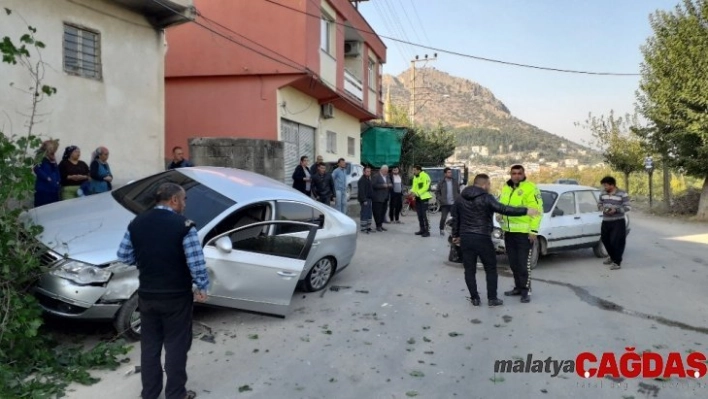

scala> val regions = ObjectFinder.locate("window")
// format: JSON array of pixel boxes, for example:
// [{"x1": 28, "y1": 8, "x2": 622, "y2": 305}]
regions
[
  {"x1": 326, "y1": 131, "x2": 337, "y2": 153},
  {"x1": 204, "y1": 203, "x2": 271, "y2": 244},
  {"x1": 276, "y1": 202, "x2": 324, "y2": 234},
  {"x1": 231, "y1": 222, "x2": 311, "y2": 259},
  {"x1": 112, "y1": 170, "x2": 235, "y2": 229},
  {"x1": 554, "y1": 192, "x2": 576, "y2": 216},
  {"x1": 63, "y1": 24, "x2": 101, "y2": 79},
  {"x1": 576, "y1": 191, "x2": 599, "y2": 213},
  {"x1": 540, "y1": 191, "x2": 557, "y2": 214},
  {"x1": 347, "y1": 137, "x2": 356, "y2": 156},
  {"x1": 320, "y1": 13, "x2": 333, "y2": 54},
  {"x1": 368, "y1": 59, "x2": 377, "y2": 89}
]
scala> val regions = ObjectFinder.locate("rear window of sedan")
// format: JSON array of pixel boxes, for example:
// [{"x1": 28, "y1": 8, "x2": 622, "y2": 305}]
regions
[{"x1": 112, "y1": 170, "x2": 235, "y2": 229}]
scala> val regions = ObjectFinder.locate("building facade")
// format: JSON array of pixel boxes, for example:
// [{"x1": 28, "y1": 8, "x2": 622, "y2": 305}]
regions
[
  {"x1": 165, "y1": 0, "x2": 386, "y2": 186},
  {"x1": 0, "y1": 0, "x2": 195, "y2": 185}
]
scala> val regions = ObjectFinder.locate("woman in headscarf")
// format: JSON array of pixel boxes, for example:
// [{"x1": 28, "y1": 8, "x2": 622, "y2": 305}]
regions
[
  {"x1": 89, "y1": 146, "x2": 113, "y2": 194},
  {"x1": 33, "y1": 140, "x2": 61, "y2": 207},
  {"x1": 58, "y1": 145, "x2": 90, "y2": 200}
]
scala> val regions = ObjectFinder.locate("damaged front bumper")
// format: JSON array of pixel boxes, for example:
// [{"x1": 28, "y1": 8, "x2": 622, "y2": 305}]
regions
[{"x1": 34, "y1": 262, "x2": 139, "y2": 321}]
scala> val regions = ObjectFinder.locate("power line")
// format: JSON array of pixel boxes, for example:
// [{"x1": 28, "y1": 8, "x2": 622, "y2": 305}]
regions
[{"x1": 261, "y1": 0, "x2": 640, "y2": 76}]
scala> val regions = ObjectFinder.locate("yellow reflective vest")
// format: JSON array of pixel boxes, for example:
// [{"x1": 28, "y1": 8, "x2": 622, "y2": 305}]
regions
[
  {"x1": 498, "y1": 180, "x2": 543, "y2": 233},
  {"x1": 412, "y1": 171, "x2": 432, "y2": 200}
]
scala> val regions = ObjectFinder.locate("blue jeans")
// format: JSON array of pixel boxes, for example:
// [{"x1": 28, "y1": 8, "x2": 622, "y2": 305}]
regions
[{"x1": 335, "y1": 190, "x2": 347, "y2": 214}]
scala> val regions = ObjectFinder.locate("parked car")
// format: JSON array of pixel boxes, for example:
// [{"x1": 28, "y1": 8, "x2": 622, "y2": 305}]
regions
[
  {"x1": 491, "y1": 184, "x2": 630, "y2": 269},
  {"x1": 324, "y1": 161, "x2": 363, "y2": 201},
  {"x1": 424, "y1": 166, "x2": 466, "y2": 193},
  {"x1": 25, "y1": 167, "x2": 357, "y2": 339}
]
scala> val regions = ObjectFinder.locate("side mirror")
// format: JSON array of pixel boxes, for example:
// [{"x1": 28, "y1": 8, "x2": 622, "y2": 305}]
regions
[
  {"x1": 552, "y1": 207, "x2": 563, "y2": 217},
  {"x1": 215, "y1": 236, "x2": 232, "y2": 253}
]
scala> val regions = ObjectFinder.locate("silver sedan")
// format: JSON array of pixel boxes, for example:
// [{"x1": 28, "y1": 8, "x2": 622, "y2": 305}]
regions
[{"x1": 25, "y1": 167, "x2": 357, "y2": 339}]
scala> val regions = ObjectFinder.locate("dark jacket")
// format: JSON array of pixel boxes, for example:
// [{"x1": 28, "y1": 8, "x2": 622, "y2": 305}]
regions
[
  {"x1": 168, "y1": 159, "x2": 193, "y2": 169},
  {"x1": 33, "y1": 157, "x2": 61, "y2": 207},
  {"x1": 436, "y1": 177, "x2": 460, "y2": 206},
  {"x1": 371, "y1": 173, "x2": 391, "y2": 203},
  {"x1": 312, "y1": 172, "x2": 335, "y2": 198},
  {"x1": 128, "y1": 208, "x2": 193, "y2": 298},
  {"x1": 292, "y1": 165, "x2": 310, "y2": 194},
  {"x1": 451, "y1": 185, "x2": 528, "y2": 237},
  {"x1": 357, "y1": 175, "x2": 373, "y2": 203}
]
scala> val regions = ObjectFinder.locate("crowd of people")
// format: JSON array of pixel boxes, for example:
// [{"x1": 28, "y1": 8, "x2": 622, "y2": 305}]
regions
[{"x1": 32, "y1": 143, "x2": 193, "y2": 208}]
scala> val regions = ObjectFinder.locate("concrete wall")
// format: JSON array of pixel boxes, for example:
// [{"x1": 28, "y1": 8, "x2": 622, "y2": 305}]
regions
[
  {"x1": 189, "y1": 137, "x2": 285, "y2": 182},
  {"x1": 0, "y1": 0, "x2": 167, "y2": 186}
]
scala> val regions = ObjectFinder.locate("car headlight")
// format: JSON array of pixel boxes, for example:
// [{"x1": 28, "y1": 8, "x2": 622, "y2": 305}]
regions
[
  {"x1": 50, "y1": 260, "x2": 112, "y2": 285},
  {"x1": 492, "y1": 228, "x2": 503, "y2": 239}
]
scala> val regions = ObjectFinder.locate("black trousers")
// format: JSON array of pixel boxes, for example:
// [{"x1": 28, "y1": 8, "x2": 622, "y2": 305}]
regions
[
  {"x1": 601, "y1": 219, "x2": 627, "y2": 265},
  {"x1": 389, "y1": 192, "x2": 403, "y2": 221},
  {"x1": 504, "y1": 232, "x2": 532, "y2": 294},
  {"x1": 139, "y1": 294, "x2": 194, "y2": 399},
  {"x1": 317, "y1": 194, "x2": 331, "y2": 205},
  {"x1": 372, "y1": 201, "x2": 386, "y2": 228},
  {"x1": 416, "y1": 199, "x2": 429, "y2": 232},
  {"x1": 439, "y1": 204, "x2": 452, "y2": 230},
  {"x1": 461, "y1": 234, "x2": 498, "y2": 300}
]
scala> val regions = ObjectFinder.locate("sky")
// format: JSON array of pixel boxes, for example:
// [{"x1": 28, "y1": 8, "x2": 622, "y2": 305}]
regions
[{"x1": 355, "y1": 0, "x2": 677, "y2": 147}]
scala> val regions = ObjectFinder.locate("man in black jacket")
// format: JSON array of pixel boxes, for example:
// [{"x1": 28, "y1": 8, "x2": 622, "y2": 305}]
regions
[
  {"x1": 312, "y1": 163, "x2": 335, "y2": 205},
  {"x1": 371, "y1": 165, "x2": 392, "y2": 232},
  {"x1": 451, "y1": 174, "x2": 538, "y2": 307},
  {"x1": 357, "y1": 166, "x2": 374, "y2": 233},
  {"x1": 292, "y1": 156, "x2": 312, "y2": 196}
]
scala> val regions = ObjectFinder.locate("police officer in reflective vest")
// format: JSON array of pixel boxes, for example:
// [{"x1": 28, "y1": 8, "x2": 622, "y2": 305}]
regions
[
  {"x1": 498, "y1": 164, "x2": 543, "y2": 303},
  {"x1": 411, "y1": 165, "x2": 432, "y2": 237},
  {"x1": 117, "y1": 182, "x2": 209, "y2": 399}
]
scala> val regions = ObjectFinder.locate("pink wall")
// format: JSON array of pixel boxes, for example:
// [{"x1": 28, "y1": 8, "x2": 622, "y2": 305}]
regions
[{"x1": 165, "y1": 75, "x2": 298, "y2": 158}]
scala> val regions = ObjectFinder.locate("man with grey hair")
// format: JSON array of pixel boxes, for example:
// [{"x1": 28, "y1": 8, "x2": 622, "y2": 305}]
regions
[
  {"x1": 117, "y1": 182, "x2": 209, "y2": 399},
  {"x1": 371, "y1": 165, "x2": 392, "y2": 232}
]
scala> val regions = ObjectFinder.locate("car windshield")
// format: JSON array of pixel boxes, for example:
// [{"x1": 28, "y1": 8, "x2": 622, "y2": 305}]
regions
[
  {"x1": 541, "y1": 190, "x2": 557, "y2": 213},
  {"x1": 112, "y1": 170, "x2": 236, "y2": 229}
]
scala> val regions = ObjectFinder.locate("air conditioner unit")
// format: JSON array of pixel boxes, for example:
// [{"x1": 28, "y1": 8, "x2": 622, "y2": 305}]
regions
[
  {"x1": 344, "y1": 41, "x2": 361, "y2": 57},
  {"x1": 321, "y1": 103, "x2": 334, "y2": 119}
]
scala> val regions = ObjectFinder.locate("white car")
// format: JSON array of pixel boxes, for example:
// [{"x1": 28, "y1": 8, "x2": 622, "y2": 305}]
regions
[{"x1": 492, "y1": 184, "x2": 630, "y2": 268}]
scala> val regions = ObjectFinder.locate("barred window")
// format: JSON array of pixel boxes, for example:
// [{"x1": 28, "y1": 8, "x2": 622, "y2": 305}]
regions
[
  {"x1": 326, "y1": 131, "x2": 337, "y2": 153},
  {"x1": 347, "y1": 137, "x2": 355, "y2": 156},
  {"x1": 63, "y1": 24, "x2": 101, "y2": 80}
]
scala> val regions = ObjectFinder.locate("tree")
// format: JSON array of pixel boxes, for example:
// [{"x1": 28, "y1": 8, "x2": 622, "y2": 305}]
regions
[
  {"x1": 636, "y1": 0, "x2": 708, "y2": 219},
  {"x1": 577, "y1": 111, "x2": 646, "y2": 193}
]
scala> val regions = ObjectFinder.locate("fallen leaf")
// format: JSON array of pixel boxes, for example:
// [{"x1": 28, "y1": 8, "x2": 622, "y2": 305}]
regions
[
  {"x1": 541, "y1": 389, "x2": 548, "y2": 394},
  {"x1": 423, "y1": 337, "x2": 431, "y2": 343},
  {"x1": 238, "y1": 385, "x2": 252, "y2": 392},
  {"x1": 248, "y1": 334, "x2": 259, "y2": 340},
  {"x1": 448, "y1": 332, "x2": 463, "y2": 337},
  {"x1": 424, "y1": 351, "x2": 434, "y2": 355},
  {"x1": 407, "y1": 338, "x2": 416, "y2": 345},
  {"x1": 406, "y1": 391, "x2": 419, "y2": 397},
  {"x1": 409, "y1": 370, "x2": 425, "y2": 378},
  {"x1": 225, "y1": 351, "x2": 235, "y2": 356},
  {"x1": 490, "y1": 376, "x2": 505, "y2": 383}
]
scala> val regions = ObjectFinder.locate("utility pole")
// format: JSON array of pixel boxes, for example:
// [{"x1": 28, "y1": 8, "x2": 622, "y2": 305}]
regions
[{"x1": 409, "y1": 53, "x2": 437, "y2": 125}]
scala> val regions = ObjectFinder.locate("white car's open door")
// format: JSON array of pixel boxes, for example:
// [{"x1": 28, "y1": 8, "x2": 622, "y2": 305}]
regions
[{"x1": 203, "y1": 220, "x2": 318, "y2": 316}]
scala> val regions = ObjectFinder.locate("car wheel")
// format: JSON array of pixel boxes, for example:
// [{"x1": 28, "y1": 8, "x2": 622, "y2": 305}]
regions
[
  {"x1": 428, "y1": 200, "x2": 440, "y2": 214},
  {"x1": 528, "y1": 239, "x2": 541, "y2": 270},
  {"x1": 593, "y1": 240, "x2": 608, "y2": 258},
  {"x1": 302, "y1": 257, "x2": 336, "y2": 292},
  {"x1": 114, "y1": 294, "x2": 140, "y2": 341}
]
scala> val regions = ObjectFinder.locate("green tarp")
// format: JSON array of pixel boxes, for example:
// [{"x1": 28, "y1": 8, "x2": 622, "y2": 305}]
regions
[{"x1": 361, "y1": 126, "x2": 406, "y2": 168}]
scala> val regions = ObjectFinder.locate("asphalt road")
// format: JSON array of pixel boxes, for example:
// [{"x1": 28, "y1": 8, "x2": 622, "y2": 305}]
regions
[{"x1": 61, "y1": 211, "x2": 708, "y2": 399}]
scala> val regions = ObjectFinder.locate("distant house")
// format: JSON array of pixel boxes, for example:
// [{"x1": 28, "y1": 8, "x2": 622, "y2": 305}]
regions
[
  {"x1": 164, "y1": 0, "x2": 387, "y2": 186},
  {"x1": 0, "y1": 0, "x2": 196, "y2": 185}
]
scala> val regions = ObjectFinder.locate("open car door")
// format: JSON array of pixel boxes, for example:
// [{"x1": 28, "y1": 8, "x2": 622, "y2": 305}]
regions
[{"x1": 203, "y1": 220, "x2": 318, "y2": 316}]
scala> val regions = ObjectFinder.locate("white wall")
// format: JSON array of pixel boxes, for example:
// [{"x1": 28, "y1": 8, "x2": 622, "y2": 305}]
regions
[
  {"x1": 277, "y1": 86, "x2": 360, "y2": 164},
  {"x1": 0, "y1": 0, "x2": 166, "y2": 185}
]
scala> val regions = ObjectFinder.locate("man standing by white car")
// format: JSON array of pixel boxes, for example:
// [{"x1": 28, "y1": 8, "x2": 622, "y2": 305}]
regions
[
  {"x1": 332, "y1": 158, "x2": 348, "y2": 215},
  {"x1": 598, "y1": 176, "x2": 631, "y2": 270}
]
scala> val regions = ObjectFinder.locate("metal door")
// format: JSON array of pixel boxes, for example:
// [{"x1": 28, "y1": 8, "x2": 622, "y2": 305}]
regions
[
  {"x1": 203, "y1": 220, "x2": 318, "y2": 316},
  {"x1": 281, "y1": 119, "x2": 315, "y2": 187}
]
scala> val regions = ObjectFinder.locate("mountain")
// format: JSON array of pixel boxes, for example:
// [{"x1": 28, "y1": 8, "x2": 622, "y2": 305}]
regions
[{"x1": 382, "y1": 68, "x2": 600, "y2": 166}]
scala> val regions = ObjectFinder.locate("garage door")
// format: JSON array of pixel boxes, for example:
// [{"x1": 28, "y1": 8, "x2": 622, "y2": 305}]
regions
[{"x1": 281, "y1": 119, "x2": 315, "y2": 187}]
